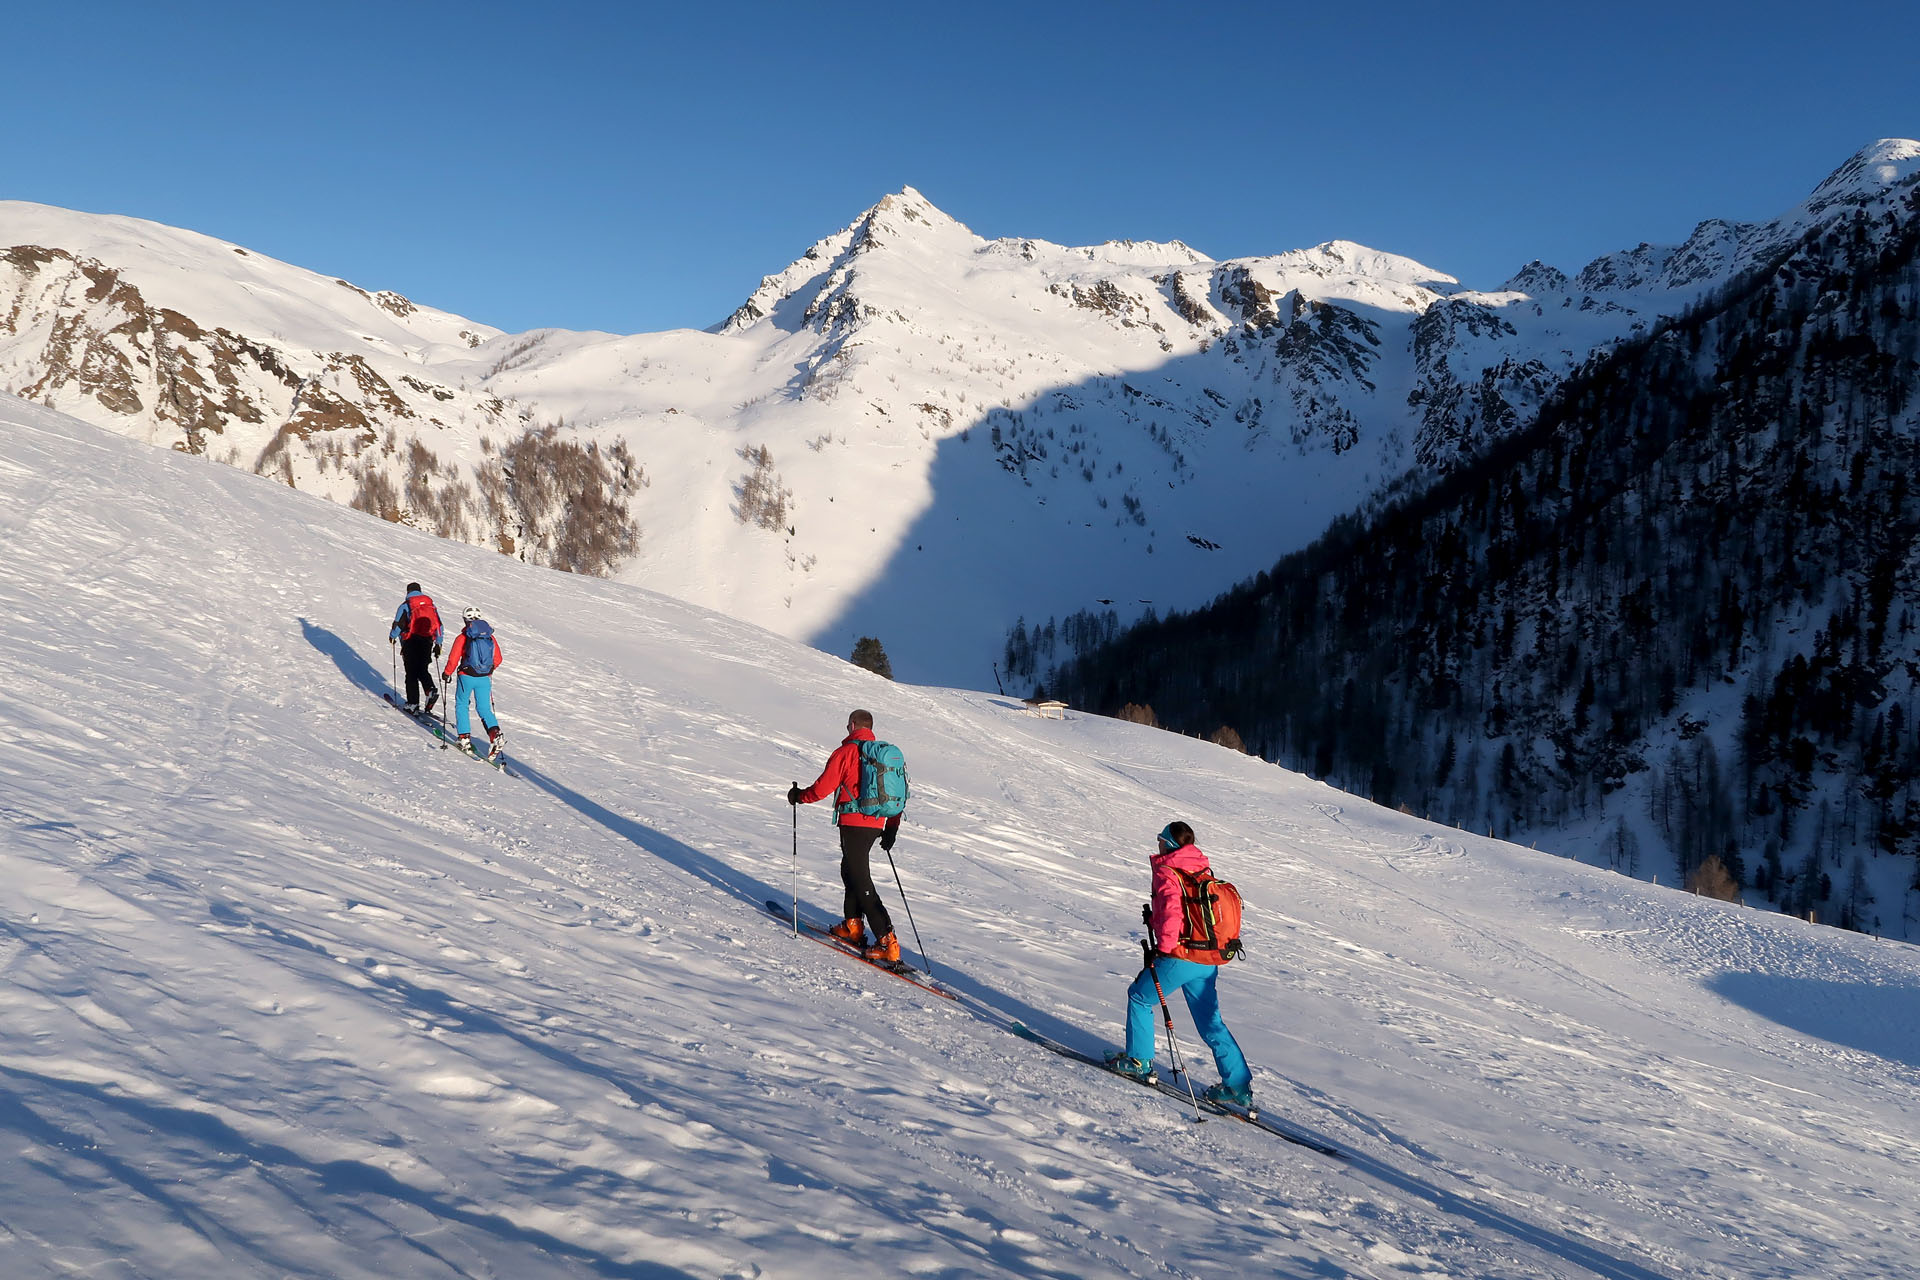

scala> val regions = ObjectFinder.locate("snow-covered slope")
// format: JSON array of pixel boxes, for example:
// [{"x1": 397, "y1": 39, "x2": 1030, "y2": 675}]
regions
[
  {"x1": 5, "y1": 142, "x2": 1918, "y2": 686},
  {"x1": 3, "y1": 394, "x2": 1917, "y2": 1279},
  {"x1": 0, "y1": 201, "x2": 502, "y2": 448}
]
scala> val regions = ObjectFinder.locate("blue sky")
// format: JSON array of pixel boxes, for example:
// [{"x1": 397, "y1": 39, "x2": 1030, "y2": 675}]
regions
[{"x1": 6, "y1": 1, "x2": 1914, "y2": 335}]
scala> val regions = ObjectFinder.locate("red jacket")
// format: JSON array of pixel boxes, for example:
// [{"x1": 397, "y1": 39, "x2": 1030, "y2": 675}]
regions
[
  {"x1": 442, "y1": 627, "x2": 505, "y2": 681},
  {"x1": 799, "y1": 728, "x2": 886, "y2": 829},
  {"x1": 1149, "y1": 842, "x2": 1213, "y2": 955}
]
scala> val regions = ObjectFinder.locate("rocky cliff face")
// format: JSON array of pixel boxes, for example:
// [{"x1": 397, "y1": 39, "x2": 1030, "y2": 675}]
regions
[
  {"x1": 2, "y1": 244, "x2": 497, "y2": 458},
  {"x1": 0, "y1": 208, "x2": 641, "y2": 573}
]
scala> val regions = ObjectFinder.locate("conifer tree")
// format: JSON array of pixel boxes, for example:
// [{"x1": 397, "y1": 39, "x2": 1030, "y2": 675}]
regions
[{"x1": 850, "y1": 637, "x2": 893, "y2": 680}]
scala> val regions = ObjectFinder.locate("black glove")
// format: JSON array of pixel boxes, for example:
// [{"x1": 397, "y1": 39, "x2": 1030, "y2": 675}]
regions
[
  {"x1": 880, "y1": 815, "x2": 901, "y2": 852},
  {"x1": 1141, "y1": 902, "x2": 1152, "y2": 925},
  {"x1": 787, "y1": 784, "x2": 804, "y2": 806},
  {"x1": 433, "y1": 642, "x2": 443, "y2": 659}
]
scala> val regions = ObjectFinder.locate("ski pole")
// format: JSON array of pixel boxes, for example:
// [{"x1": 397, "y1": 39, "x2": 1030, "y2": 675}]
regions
[
  {"x1": 391, "y1": 640, "x2": 398, "y2": 698},
  {"x1": 1144, "y1": 939, "x2": 1205, "y2": 1122},
  {"x1": 790, "y1": 789, "x2": 799, "y2": 938},
  {"x1": 883, "y1": 843, "x2": 930, "y2": 978}
]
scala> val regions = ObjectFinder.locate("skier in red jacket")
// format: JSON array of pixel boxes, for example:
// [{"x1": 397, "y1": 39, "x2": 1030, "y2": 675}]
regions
[{"x1": 788, "y1": 709, "x2": 903, "y2": 962}]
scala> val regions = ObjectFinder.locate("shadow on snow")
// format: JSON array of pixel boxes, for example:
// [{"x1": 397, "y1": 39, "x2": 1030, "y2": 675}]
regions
[
  {"x1": 805, "y1": 324, "x2": 1405, "y2": 687},
  {"x1": 296, "y1": 621, "x2": 1679, "y2": 1280},
  {"x1": 1709, "y1": 970, "x2": 1920, "y2": 1070}
]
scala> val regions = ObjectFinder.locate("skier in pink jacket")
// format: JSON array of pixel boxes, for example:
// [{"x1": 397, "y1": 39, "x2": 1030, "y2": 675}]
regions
[{"x1": 1106, "y1": 821, "x2": 1253, "y2": 1108}]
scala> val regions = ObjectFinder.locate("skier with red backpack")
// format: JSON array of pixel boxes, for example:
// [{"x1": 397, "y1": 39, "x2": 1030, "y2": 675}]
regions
[
  {"x1": 387, "y1": 582, "x2": 443, "y2": 714},
  {"x1": 441, "y1": 606, "x2": 506, "y2": 760},
  {"x1": 787, "y1": 709, "x2": 909, "y2": 963},
  {"x1": 1105, "y1": 821, "x2": 1254, "y2": 1109}
]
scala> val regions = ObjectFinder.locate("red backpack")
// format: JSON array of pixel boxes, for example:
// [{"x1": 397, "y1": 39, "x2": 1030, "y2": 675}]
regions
[
  {"x1": 1172, "y1": 867, "x2": 1244, "y2": 965},
  {"x1": 405, "y1": 594, "x2": 441, "y2": 640}
]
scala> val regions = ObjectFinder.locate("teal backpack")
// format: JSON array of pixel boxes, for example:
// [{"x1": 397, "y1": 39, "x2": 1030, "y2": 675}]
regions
[{"x1": 842, "y1": 740, "x2": 910, "y2": 819}]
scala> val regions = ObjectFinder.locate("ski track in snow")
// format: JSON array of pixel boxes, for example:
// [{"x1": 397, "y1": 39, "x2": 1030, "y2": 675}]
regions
[{"x1": 2, "y1": 396, "x2": 1918, "y2": 1278}]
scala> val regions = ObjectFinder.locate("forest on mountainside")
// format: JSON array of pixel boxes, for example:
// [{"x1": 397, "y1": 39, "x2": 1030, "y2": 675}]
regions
[{"x1": 1039, "y1": 186, "x2": 1920, "y2": 934}]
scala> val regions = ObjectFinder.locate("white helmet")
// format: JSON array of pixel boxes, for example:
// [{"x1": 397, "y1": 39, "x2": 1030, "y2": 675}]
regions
[{"x1": 462, "y1": 606, "x2": 482, "y2": 622}]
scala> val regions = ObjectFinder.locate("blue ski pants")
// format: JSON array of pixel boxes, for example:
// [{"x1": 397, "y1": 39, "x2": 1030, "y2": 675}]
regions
[
  {"x1": 451, "y1": 673, "x2": 498, "y2": 736},
  {"x1": 1124, "y1": 955, "x2": 1251, "y2": 1091}
]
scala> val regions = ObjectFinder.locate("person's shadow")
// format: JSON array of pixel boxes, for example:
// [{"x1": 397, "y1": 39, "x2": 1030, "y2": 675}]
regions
[{"x1": 301, "y1": 616, "x2": 390, "y2": 699}]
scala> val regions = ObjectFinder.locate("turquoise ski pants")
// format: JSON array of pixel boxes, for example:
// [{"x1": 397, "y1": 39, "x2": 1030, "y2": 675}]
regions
[
  {"x1": 1124, "y1": 955, "x2": 1251, "y2": 1091},
  {"x1": 452, "y1": 673, "x2": 498, "y2": 736}
]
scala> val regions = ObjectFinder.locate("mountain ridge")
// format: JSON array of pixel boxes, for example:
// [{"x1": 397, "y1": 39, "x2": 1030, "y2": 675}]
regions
[
  {"x1": 1046, "y1": 161, "x2": 1920, "y2": 941},
  {"x1": 4, "y1": 142, "x2": 1914, "y2": 683}
]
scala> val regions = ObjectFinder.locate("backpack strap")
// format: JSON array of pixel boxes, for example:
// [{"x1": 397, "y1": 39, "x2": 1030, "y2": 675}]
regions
[
  {"x1": 1175, "y1": 867, "x2": 1221, "y2": 951},
  {"x1": 836, "y1": 740, "x2": 868, "y2": 818}
]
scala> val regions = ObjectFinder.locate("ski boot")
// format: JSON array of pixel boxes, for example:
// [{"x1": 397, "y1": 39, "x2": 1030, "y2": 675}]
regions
[
  {"x1": 1203, "y1": 1082, "x2": 1255, "y2": 1113},
  {"x1": 827, "y1": 918, "x2": 865, "y2": 946},
  {"x1": 1103, "y1": 1053, "x2": 1156, "y2": 1084},
  {"x1": 861, "y1": 932, "x2": 901, "y2": 964},
  {"x1": 486, "y1": 727, "x2": 505, "y2": 761},
  {"x1": 457, "y1": 733, "x2": 474, "y2": 755}
]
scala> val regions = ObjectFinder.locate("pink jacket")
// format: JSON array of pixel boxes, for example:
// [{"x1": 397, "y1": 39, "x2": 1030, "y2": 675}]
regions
[{"x1": 1149, "y1": 843, "x2": 1212, "y2": 955}]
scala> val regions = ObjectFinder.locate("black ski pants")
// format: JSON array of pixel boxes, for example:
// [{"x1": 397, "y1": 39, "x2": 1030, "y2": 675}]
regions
[
  {"x1": 400, "y1": 635, "x2": 438, "y2": 707},
  {"x1": 838, "y1": 824, "x2": 894, "y2": 937}
]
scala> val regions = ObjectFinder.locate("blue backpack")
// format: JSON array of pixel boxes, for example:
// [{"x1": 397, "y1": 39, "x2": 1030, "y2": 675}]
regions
[
  {"x1": 462, "y1": 619, "x2": 498, "y2": 675},
  {"x1": 850, "y1": 741, "x2": 910, "y2": 818}
]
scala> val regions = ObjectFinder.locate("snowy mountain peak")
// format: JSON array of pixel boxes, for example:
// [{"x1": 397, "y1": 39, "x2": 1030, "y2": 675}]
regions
[
  {"x1": 1806, "y1": 137, "x2": 1920, "y2": 214},
  {"x1": 1572, "y1": 241, "x2": 1672, "y2": 295},
  {"x1": 871, "y1": 184, "x2": 950, "y2": 223},
  {"x1": 716, "y1": 186, "x2": 980, "y2": 334},
  {"x1": 1273, "y1": 239, "x2": 1459, "y2": 290},
  {"x1": 853, "y1": 186, "x2": 972, "y2": 250},
  {"x1": 1500, "y1": 260, "x2": 1571, "y2": 296},
  {"x1": 1075, "y1": 237, "x2": 1213, "y2": 269}
]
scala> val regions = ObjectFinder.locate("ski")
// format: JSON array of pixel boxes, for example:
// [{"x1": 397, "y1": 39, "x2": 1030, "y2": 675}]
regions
[
  {"x1": 451, "y1": 738, "x2": 510, "y2": 772},
  {"x1": 764, "y1": 900, "x2": 956, "y2": 1001},
  {"x1": 384, "y1": 693, "x2": 449, "y2": 750},
  {"x1": 383, "y1": 694, "x2": 511, "y2": 773},
  {"x1": 1009, "y1": 1021, "x2": 1342, "y2": 1158},
  {"x1": 1202, "y1": 1099, "x2": 1341, "y2": 1154}
]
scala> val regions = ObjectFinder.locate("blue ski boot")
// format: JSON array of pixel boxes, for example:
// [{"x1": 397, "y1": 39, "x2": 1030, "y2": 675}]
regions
[
  {"x1": 1104, "y1": 1053, "x2": 1156, "y2": 1084},
  {"x1": 1203, "y1": 1082, "x2": 1255, "y2": 1112}
]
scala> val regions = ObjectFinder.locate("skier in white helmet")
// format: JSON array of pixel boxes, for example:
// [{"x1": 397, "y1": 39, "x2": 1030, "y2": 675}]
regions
[{"x1": 440, "y1": 605, "x2": 506, "y2": 759}]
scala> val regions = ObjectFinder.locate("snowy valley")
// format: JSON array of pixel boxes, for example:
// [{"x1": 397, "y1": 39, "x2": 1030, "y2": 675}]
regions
[
  {"x1": 12, "y1": 145, "x2": 1912, "y2": 686},
  {"x1": 3, "y1": 396, "x2": 1917, "y2": 1278}
]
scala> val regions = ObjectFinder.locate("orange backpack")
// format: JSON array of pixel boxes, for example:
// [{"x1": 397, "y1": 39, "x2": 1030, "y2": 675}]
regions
[{"x1": 1173, "y1": 867, "x2": 1244, "y2": 965}]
